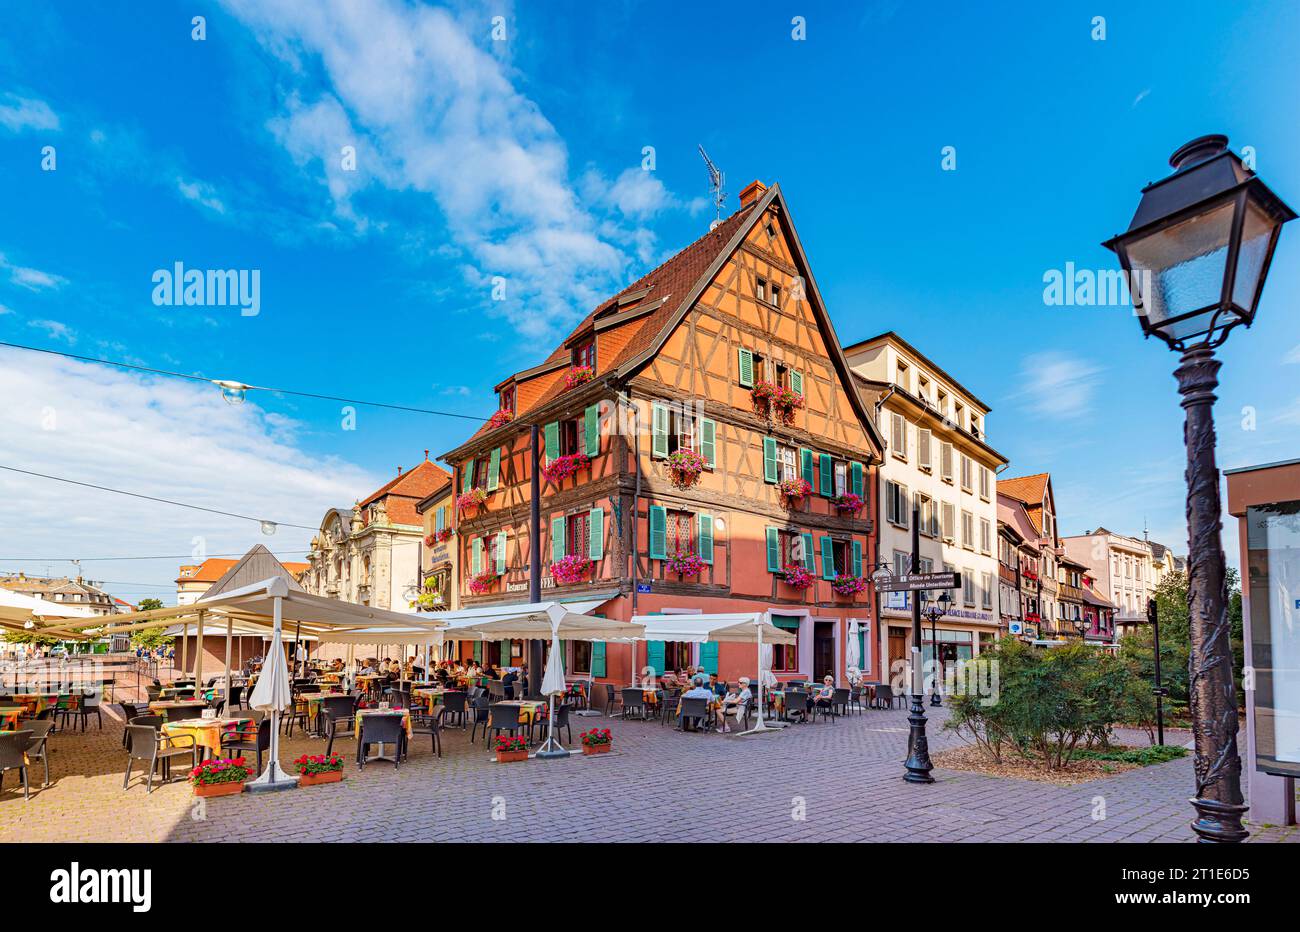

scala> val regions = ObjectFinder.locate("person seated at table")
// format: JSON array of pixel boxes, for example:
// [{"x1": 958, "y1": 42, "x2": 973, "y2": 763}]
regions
[
  {"x1": 813, "y1": 675, "x2": 835, "y2": 714},
  {"x1": 708, "y1": 673, "x2": 726, "y2": 697},
  {"x1": 716, "y1": 677, "x2": 753, "y2": 733},
  {"x1": 683, "y1": 677, "x2": 713, "y2": 701},
  {"x1": 516, "y1": 663, "x2": 529, "y2": 695},
  {"x1": 358, "y1": 659, "x2": 377, "y2": 677},
  {"x1": 502, "y1": 667, "x2": 519, "y2": 693}
]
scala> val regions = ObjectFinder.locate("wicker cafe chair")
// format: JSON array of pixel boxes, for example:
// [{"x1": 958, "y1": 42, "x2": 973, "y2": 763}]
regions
[
  {"x1": 848, "y1": 685, "x2": 866, "y2": 715},
  {"x1": 620, "y1": 688, "x2": 647, "y2": 721},
  {"x1": 658, "y1": 688, "x2": 681, "y2": 726},
  {"x1": 123, "y1": 724, "x2": 198, "y2": 793},
  {"x1": 323, "y1": 695, "x2": 358, "y2": 757},
  {"x1": 409, "y1": 706, "x2": 444, "y2": 759},
  {"x1": 357, "y1": 714, "x2": 406, "y2": 768},
  {"x1": 440, "y1": 691, "x2": 468, "y2": 729},
  {"x1": 830, "y1": 688, "x2": 851, "y2": 719},
  {"x1": 24, "y1": 719, "x2": 53, "y2": 788},
  {"x1": 677, "y1": 697, "x2": 709, "y2": 733},
  {"x1": 163, "y1": 703, "x2": 206, "y2": 725},
  {"x1": 119, "y1": 703, "x2": 144, "y2": 746},
  {"x1": 468, "y1": 696, "x2": 492, "y2": 743},
  {"x1": 0, "y1": 731, "x2": 35, "y2": 800},
  {"x1": 783, "y1": 691, "x2": 810, "y2": 723},
  {"x1": 486, "y1": 704, "x2": 524, "y2": 746},
  {"x1": 221, "y1": 718, "x2": 270, "y2": 774},
  {"x1": 603, "y1": 683, "x2": 620, "y2": 717}
]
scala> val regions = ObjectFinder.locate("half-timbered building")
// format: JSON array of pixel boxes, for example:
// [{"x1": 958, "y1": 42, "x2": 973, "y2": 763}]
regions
[{"x1": 440, "y1": 181, "x2": 885, "y2": 692}]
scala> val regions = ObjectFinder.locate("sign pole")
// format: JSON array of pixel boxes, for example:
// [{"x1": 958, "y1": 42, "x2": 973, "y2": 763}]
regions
[{"x1": 903, "y1": 502, "x2": 935, "y2": 784}]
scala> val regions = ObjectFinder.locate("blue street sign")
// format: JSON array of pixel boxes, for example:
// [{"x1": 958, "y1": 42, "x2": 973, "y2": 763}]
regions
[{"x1": 636, "y1": 582, "x2": 652, "y2": 594}]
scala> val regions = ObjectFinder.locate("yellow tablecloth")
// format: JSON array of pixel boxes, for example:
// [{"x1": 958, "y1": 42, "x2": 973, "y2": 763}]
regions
[
  {"x1": 496, "y1": 700, "x2": 546, "y2": 725},
  {"x1": 356, "y1": 710, "x2": 411, "y2": 740},
  {"x1": 161, "y1": 717, "x2": 248, "y2": 757}
]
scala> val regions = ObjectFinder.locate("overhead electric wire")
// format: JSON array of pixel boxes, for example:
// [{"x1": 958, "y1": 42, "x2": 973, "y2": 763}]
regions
[
  {"x1": 0, "y1": 551, "x2": 308, "y2": 562},
  {"x1": 0, "y1": 464, "x2": 319, "y2": 531},
  {"x1": 0, "y1": 340, "x2": 489, "y2": 421}
]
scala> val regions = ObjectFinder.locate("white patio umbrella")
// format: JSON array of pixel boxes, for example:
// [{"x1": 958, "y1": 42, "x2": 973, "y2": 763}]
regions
[
  {"x1": 846, "y1": 620, "x2": 861, "y2": 682},
  {"x1": 245, "y1": 583, "x2": 297, "y2": 790},
  {"x1": 535, "y1": 622, "x2": 568, "y2": 758}
]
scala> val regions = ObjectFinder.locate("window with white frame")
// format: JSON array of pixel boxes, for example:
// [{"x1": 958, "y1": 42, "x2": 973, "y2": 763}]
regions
[
  {"x1": 940, "y1": 501, "x2": 955, "y2": 542},
  {"x1": 891, "y1": 412, "x2": 908, "y2": 461},
  {"x1": 979, "y1": 517, "x2": 992, "y2": 555},
  {"x1": 960, "y1": 454, "x2": 973, "y2": 492},
  {"x1": 963, "y1": 572, "x2": 975, "y2": 607},
  {"x1": 940, "y1": 442, "x2": 954, "y2": 483},
  {"x1": 979, "y1": 465, "x2": 991, "y2": 500},
  {"x1": 981, "y1": 572, "x2": 994, "y2": 609},
  {"x1": 961, "y1": 510, "x2": 974, "y2": 550},
  {"x1": 917, "y1": 493, "x2": 937, "y2": 538},
  {"x1": 885, "y1": 480, "x2": 910, "y2": 527},
  {"x1": 918, "y1": 428, "x2": 932, "y2": 470}
]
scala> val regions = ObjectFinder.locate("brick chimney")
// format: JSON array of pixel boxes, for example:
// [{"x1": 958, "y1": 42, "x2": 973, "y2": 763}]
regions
[{"x1": 739, "y1": 179, "x2": 767, "y2": 207}]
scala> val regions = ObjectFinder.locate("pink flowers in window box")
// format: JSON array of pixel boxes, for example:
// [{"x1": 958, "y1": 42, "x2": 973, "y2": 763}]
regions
[
  {"x1": 777, "y1": 477, "x2": 812, "y2": 507},
  {"x1": 781, "y1": 564, "x2": 814, "y2": 590},
  {"x1": 468, "y1": 571, "x2": 499, "y2": 595},
  {"x1": 487, "y1": 410, "x2": 514, "y2": 430},
  {"x1": 751, "y1": 380, "x2": 805, "y2": 426},
  {"x1": 434, "y1": 527, "x2": 455, "y2": 543},
  {"x1": 665, "y1": 551, "x2": 706, "y2": 578},
  {"x1": 666, "y1": 449, "x2": 706, "y2": 489},
  {"x1": 457, "y1": 487, "x2": 487, "y2": 514},
  {"x1": 540, "y1": 451, "x2": 590, "y2": 483},
  {"x1": 551, "y1": 553, "x2": 593, "y2": 585},
  {"x1": 831, "y1": 574, "x2": 869, "y2": 597},
  {"x1": 564, "y1": 365, "x2": 594, "y2": 390},
  {"x1": 830, "y1": 492, "x2": 865, "y2": 516}
]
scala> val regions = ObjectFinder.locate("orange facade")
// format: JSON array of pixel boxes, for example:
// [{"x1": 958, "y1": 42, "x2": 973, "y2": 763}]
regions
[{"x1": 442, "y1": 184, "x2": 884, "y2": 689}]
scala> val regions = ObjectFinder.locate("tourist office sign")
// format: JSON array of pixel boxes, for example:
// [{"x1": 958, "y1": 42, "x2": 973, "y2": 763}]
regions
[{"x1": 876, "y1": 571, "x2": 962, "y2": 593}]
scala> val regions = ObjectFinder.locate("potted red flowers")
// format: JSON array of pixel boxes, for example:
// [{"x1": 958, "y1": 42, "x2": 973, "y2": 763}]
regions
[
  {"x1": 665, "y1": 551, "x2": 705, "y2": 579},
  {"x1": 189, "y1": 756, "x2": 251, "y2": 798},
  {"x1": 540, "y1": 451, "x2": 590, "y2": 483},
  {"x1": 564, "y1": 365, "x2": 594, "y2": 390},
  {"x1": 551, "y1": 553, "x2": 593, "y2": 585},
  {"x1": 831, "y1": 574, "x2": 869, "y2": 597},
  {"x1": 293, "y1": 753, "x2": 345, "y2": 786},
  {"x1": 830, "y1": 492, "x2": 865, "y2": 516},
  {"x1": 468, "y1": 571, "x2": 499, "y2": 595},
  {"x1": 457, "y1": 487, "x2": 487, "y2": 514},
  {"x1": 487, "y1": 409, "x2": 514, "y2": 430},
  {"x1": 666, "y1": 449, "x2": 706, "y2": 489},
  {"x1": 781, "y1": 564, "x2": 814, "y2": 591},
  {"x1": 434, "y1": 527, "x2": 455, "y2": 543},
  {"x1": 580, "y1": 728, "x2": 612, "y2": 755},
  {"x1": 751, "y1": 381, "x2": 805, "y2": 426},
  {"x1": 777, "y1": 477, "x2": 812, "y2": 507},
  {"x1": 494, "y1": 735, "x2": 529, "y2": 763}
]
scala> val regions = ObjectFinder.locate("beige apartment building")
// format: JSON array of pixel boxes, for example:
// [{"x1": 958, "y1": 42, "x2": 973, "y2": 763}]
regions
[
  {"x1": 1062, "y1": 527, "x2": 1162, "y2": 634},
  {"x1": 847, "y1": 332, "x2": 1008, "y2": 675}
]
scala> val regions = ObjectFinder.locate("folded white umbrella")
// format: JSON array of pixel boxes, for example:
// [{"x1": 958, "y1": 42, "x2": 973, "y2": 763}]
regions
[
  {"x1": 846, "y1": 620, "x2": 861, "y2": 681},
  {"x1": 540, "y1": 632, "x2": 566, "y2": 695},
  {"x1": 248, "y1": 636, "x2": 291, "y2": 713}
]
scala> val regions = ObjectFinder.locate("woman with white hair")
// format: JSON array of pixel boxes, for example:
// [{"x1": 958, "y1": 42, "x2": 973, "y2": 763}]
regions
[{"x1": 716, "y1": 676, "x2": 753, "y2": 733}]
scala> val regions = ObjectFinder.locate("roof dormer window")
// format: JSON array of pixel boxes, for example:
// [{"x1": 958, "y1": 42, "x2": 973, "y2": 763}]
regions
[{"x1": 573, "y1": 340, "x2": 595, "y2": 371}]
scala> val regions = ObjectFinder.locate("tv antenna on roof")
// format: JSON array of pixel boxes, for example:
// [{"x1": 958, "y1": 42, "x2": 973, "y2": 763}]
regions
[{"x1": 698, "y1": 145, "x2": 726, "y2": 229}]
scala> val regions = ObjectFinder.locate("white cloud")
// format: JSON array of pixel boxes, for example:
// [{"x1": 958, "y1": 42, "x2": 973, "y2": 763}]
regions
[
  {"x1": 219, "y1": 0, "x2": 698, "y2": 340},
  {"x1": 175, "y1": 177, "x2": 228, "y2": 215},
  {"x1": 1132, "y1": 88, "x2": 1151, "y2": 108},
  {"x1": 588, "y1": 167, "x2": 708, "y2": 220},
  {"x1": 26, "y1": 319, "x2": 75, "y2": 343},
  {"x1": 0, "y1": 303, "x2": 13, "y2": 316},
  {"x1": 1284, "y1": 344, "x2": 1300, "y2": 364},
  {"x1": 1014, "y1": 351, "x2": 1103, "y2": 419},
  {"x1": 0, "y1": 349, "x2": 380, "y2": 602},
  {"x1": 0, "y1": 253, "x2": 67, "y2": 292},
  {"x1": 0, "y1": 93, "x2": 60, "y2": 133}
]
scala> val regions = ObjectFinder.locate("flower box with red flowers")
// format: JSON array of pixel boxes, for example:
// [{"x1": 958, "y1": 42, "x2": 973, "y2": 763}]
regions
[
  {"x1": 831, "y1": 574, "x2": 869, "y2": 597},
  {"x1": 777, "y1": 477, "x2": 812, "y2": 507},
  {"x1": 434, "y1": 527, "x2": 454, "y2": 543},
  {"x1": 751, "y1": 380, "x2": 805, "y2": 425},
  {"x1": 293, "y1": 753, "x2": 345, "y2": 786},
  {"x1": 540, "y1": 451, "x2": 590, "y2": 484},
  {"x1": 486, "y1": 409, "x2": 514, "y2": 430},
  {"x1": 456, "y1": 487, "x2": 487, "y2": 514},
  {"x1": 664, "y1": 550, "x2": 705, "y2": 578},
  {"x1": 780, "y1": 564, "x2": 814, "y2": 591},
  {"x1": 580, "y1": 728, "x2": 612, "y2": 755},
  {"x1": 551, "y1": 553, "x2": 593, "y2": 585},
  {"x1": 494, "y1": 735, "x2": 528, "y2": 763},
  {"x1": 468, "y1": 571, "x2": 500, "y2": 596},
  {"x1": 189, "y1": 756, "x2": 251, "y2": 797},
  {"x1": 564, "y1": 365, "x2": 594, "y2": 390},
  {"x1": 830, "y1": 492, "x2": 865, "y2": 516},
  {"x1": 665, "y1": 448, "x2": 706, "y2": 489}
]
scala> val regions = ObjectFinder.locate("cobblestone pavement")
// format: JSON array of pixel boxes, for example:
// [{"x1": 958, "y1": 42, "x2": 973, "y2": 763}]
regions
[{"x1": 1, "y1": 703, "x2": 1296, "y2": 843}]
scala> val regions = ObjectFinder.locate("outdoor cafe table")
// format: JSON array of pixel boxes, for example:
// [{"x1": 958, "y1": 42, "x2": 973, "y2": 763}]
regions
[
  {"x1": 6, "y1": 693, "x2": 58, "y2": 719},
  {"x1": 161, "y1": 715, "x2": 251, "y2": 759},
  {"x1": 149, "y1": 700, "x2": 209, "y2": 718},
  {"x1": 299, "y1": 690, "x2": 344, "y2": 737},
  {"x1": 0, "y1": 704, "x2": 23, "y2": 731},
  {"x1": 494, "y1": 700, "x2": 546, "y2": 726}
]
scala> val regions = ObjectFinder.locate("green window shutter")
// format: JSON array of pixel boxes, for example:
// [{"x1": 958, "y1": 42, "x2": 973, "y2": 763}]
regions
[
  {"x1": 765, "y1": 526, "x2": 780, "y2": 572},
  {"x1": 462, "y1": 459, "x2": 474, "y2": 492},
  {"x1": 495, "y1": 531, "x2": 506, "y2": 575},
  {"x1": 648, "y1": 505, "x2": 667, "y2": 559},
  {"x1": 591, "y1": 641, "x2": 606, "y2": 678},
  {"x1": 819, "y1": 536, "x2": 835, "y2": 580},
  {"x1": 646, "y1": 641, "x2": 666, "y2": 677},
  {"x1": 852, "y1": 540, "x2": 863, "y2": 578},
  {"x1": 700, "y1": 418, "x2": 716, "y2": 468},
  {"x1": 851, "y1": 461, "x2": 864, "y2": 497},
  {"x1": 473, "y1": 641, "x2": 482, "y2": 663},
  {"x1": 700, "y1": 642, "x2": 719, "y2": 675},
  {"x1": 651, "y1": 403, "x2": 668, "y2": 458},
  {"x1": 819, "y1": 454, "x2": 833, "y2": 496},
  {"x1": 551, "y1": 516, "x2": 566, "y2": 561},
  {"x1": 801, "y1": 532, "x2": 815, "y2": 573},
  {"x1": 762, "y1": 436, "x2": 778, "y2": 483},
  {"x1": 738, "y1": 348, "x2": 754, "y2": 387},
  {"x1": 487, "y1": 447, "x2": 500, "y2": 491},
  {"x1": 791, "y1": 369, "x2": 803, "y2": 396},
  {"x1": 584, "y1": 404, "x2": 600, "y2": 457},
  {"x1": 544, "y1": 422, "x2": 559, "y2": 461},
  {"x1": 500, "y1": 639, "x2": 511, "y2": 664},
  {"x1": 471, "y1": 537, "x2": 483, "y2": 575},
  {"x1": 698, "y1": 513, "x2": 714, "y2": 564},
  {"x1": 588, "y1": 507, "x2": 604, "y2": 560},
  {"x1": 800, "y1": 448, "x2": 814, "y2": 486}
]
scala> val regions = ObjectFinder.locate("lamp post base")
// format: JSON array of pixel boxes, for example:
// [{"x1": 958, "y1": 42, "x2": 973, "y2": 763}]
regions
[
  {"x1": 1190, "y1": 797, "x2": 1250, "y2": 844},
  {"x1": 903, "y1": 694, "x2": 935, "y2": 784}
]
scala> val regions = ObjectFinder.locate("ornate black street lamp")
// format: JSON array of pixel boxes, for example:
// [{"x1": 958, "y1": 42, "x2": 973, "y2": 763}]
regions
[
  {"x1": 1104, "y1": 135, "x2": 1294, "y2": 844},
  {"x1": 920, "y1": 591, "x2": 950, "y2": 706}
]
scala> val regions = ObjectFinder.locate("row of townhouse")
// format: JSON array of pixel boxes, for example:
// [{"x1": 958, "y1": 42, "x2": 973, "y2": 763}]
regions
[{"x1": 367, "y1": 180, "x2": 1179, "y2": 693}]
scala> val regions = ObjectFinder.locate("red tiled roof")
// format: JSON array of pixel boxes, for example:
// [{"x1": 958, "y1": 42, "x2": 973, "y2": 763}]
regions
[
  {"x1": 175, "y1": 559, "x2": 239, "y2": 585},
  {"x1": 359, "y1": 460, "x2": 451, "y2": 509},
  {"x1": 996, "y1": 473, "x2": 1049, "y2": 505}
]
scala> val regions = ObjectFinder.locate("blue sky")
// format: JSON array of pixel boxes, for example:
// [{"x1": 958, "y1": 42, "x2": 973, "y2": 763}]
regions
[{"x1": 2, "y1": 0, "x2": 1298, "y2": 602}]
